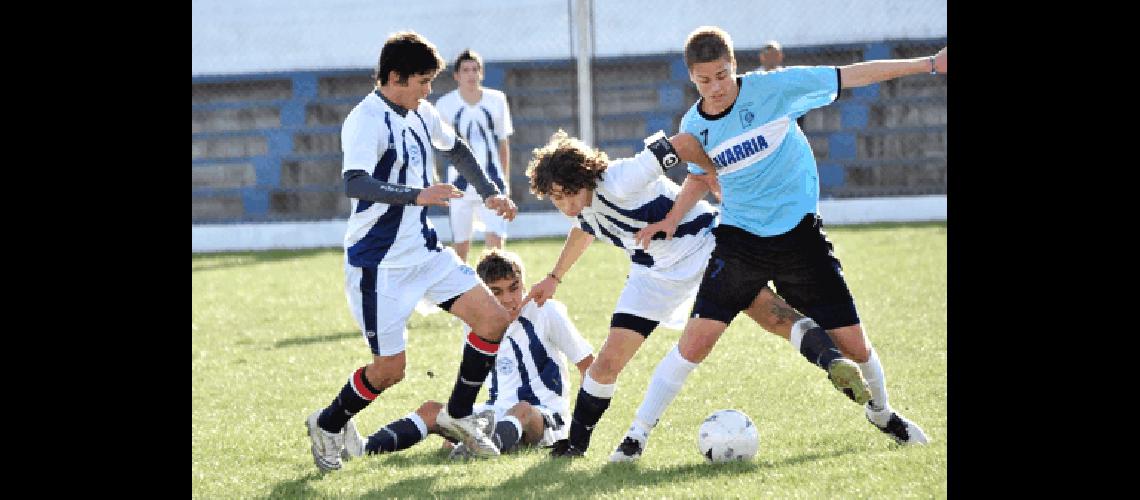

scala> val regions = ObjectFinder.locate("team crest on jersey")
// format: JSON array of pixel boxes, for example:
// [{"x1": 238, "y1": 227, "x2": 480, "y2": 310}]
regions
[
  {"x1": 407, "y1": 144, "x2": 422, "y2": 166},
  {"x1": 740, "y1": 108, "x2": 755, "y2": 127},
  {"x1": 497, "y1": 355, "x2": 515, "y2": 374}
]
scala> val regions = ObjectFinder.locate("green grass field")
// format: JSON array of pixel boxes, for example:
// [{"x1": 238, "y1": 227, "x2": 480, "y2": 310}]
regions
[{"x1": 192, "y1": 222, "x2": 946, "y2": 498}]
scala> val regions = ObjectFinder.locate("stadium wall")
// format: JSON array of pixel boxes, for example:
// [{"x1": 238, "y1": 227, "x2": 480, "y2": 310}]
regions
[{"x1": 191, "y1": 196, "x2": 946, "y2": 253}]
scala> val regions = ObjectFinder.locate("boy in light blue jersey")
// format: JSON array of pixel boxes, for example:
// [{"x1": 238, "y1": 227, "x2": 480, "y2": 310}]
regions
[{"x1": 616, "y1": 26, "x2": 947, "y2": 459}]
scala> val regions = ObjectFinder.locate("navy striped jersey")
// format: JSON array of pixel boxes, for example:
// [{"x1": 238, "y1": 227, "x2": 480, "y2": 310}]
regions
[
  {"x1": 434, "y1": 88, "x2": 513, "y2": 198},
  {"x1": 464, "y1": 300, "x2": 593, "y2": 415},
  {"x1": 341, "y1": 91, "x2": 458, "y2": 268},
  {"x1": 576, "y1": 148, "x2": 719, "y2": 270}
]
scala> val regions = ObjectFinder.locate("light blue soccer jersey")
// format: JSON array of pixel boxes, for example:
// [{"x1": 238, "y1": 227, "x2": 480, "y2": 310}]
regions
[{"x1": 681, "y1": 67, "x2": 839, "y2": 236}]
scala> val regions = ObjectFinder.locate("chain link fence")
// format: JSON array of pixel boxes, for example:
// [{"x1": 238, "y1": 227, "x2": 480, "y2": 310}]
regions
[{"x1": 193, "y1": 0, "x2": 945, "y2": 224}]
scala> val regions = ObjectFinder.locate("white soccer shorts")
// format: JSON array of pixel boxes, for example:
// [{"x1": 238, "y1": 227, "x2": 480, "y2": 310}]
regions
[
  {"x1": 344, "y1": 247, "x2": 479, "y2": 356},
  {"x1": 449, "y1": 196, "x2": 509, "y2": 242},
  {"x1": 473, "y1": 403, "x2": 568, "y2": 447},
  {"x1": 613, "y1": 235, "x2": 716, "y2": 330}
]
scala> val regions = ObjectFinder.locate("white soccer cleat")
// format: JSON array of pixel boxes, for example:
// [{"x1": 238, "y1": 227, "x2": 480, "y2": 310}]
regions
[
  {"x1": 305, "y1": 410, "x2": 346, "y2": 471},
  {"x1": 436, "y1": 408, "x2": 500, "y2": 458},
  {"x1": 827, "y1": 358, "x2": 872, "y2": 406},
  {"x1": 340, "y1": 417, "x2": 365, "y2": 460},
  {"x1": 865, "y1": 404, "x2": 929, "y2": 445}
]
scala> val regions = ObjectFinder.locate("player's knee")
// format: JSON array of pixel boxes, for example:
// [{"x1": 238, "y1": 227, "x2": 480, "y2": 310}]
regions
[
  {"x1": 418, "y1": 400, "x2": 444, "y2": 428},
  {"x1": 588, "y1": 355, "x2": 624, "y2": 383},
  {"x1": 507, "y1": 401, "x2": 533, "y2": 419},
  {"x1": 485, "y1": 307, "x2": 512, "y2": 340}
]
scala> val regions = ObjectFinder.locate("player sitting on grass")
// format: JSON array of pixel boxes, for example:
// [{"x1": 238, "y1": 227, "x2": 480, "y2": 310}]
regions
[{"x1": 340, "y1": 249, "x2": 595, "y2": 459}]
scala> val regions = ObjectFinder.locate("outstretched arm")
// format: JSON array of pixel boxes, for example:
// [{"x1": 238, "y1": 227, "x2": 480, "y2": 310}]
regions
[
  {"x1": 437, "y1": 138, "x2": 518, "y2": 220},
  {"x1": 839, "y1": 47, "x2": 946, "y2": 89},
  {"x1": 633, "y1": 173, "x2": 710, "y2": 249},
  {"x1": 522, "y1": 227, "x2": 595, "y2": 307}
]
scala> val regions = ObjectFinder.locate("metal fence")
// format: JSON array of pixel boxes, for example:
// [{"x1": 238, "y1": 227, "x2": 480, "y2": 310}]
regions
[{"x1": 193, "y1": 3, "x2": 945, "y2": 224}]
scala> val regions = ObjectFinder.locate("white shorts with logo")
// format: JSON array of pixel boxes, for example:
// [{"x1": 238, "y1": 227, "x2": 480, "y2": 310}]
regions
[
  {"x1": 614, "y1": 234, "x2": 716, "y2": 331},
  {"x1": 473, "y1": 402, "x2": 568, "y2": 447},
  {"x1": 449, "y1": 196, "x2": 509, "y2": 242},
  {"x1": 344, "y1": 247, "x2": 479, "y2": 356}
]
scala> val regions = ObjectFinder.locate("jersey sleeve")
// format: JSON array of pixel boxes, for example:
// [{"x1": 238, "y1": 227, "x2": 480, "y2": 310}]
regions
[
  {"x1": 755, "y1": 66, "x2": 839, "y2": 120},
  {"x1": 423, "y1": 101, "x2": 458, "y2": 151},
  {"x1": 601, "y1": 146, "x2": 670, "y2": 199},
  {"x1": 496, "y1": 91, "x2": 514, "y2": 139},
  {"x1": 341, "y1": 107, "x2": 387, "y2": 174},
  {"x1": 544, "y1": 300, "x2": 593, "y2": 364}
]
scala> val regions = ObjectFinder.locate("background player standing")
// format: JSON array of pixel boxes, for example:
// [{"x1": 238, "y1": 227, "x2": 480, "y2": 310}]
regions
[{"x1": 435, "y1": 49, "x2": 515, "y2": 263}]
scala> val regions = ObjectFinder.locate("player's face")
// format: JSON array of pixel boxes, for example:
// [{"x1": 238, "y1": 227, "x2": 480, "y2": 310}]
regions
[
  {"x1": 454, "y1": 60, "x2": 483, "y2": 89},
  {"x1": 388, "y1": 71, "x2": 436, "y2": 109},
  {"x1": 688, "y1": 58, "x2": 738, "y2": 114},
  {"x1": 548, "y1": 182, "x2": 592, "y2": 217},
  {"x1": 486, "y1": 277, "x2": 524, "y2": 316}
]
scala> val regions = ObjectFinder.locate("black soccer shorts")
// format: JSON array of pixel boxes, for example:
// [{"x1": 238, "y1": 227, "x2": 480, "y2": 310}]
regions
[{"x1": 691, "y1": 214, "x2": 860, "y2": 330}]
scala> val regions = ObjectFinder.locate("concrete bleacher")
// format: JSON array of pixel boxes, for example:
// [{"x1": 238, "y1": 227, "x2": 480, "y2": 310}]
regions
[{"x1": 192, "y1": 38, "x2": 946, "y2": 224}]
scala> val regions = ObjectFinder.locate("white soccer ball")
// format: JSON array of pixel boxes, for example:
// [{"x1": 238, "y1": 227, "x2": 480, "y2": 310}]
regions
[{"x1": 697, "y1": 409, "x2": 759, "y2": 463}]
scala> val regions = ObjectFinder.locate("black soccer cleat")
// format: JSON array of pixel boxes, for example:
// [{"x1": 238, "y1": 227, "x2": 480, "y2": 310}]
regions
[
  {"x1": 865, "y1": 404, "x2": 929, "y2": 445},
  {"x1": 548, "y1": 439, "x2": 586, "y2": 458},
  {"x1": 608, "y1": 435, "x2": 645, "y2": 463}
]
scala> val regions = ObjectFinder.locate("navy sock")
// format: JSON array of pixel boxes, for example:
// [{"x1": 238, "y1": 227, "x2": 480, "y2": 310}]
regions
[
  {"x1": 799, "y1": 326, "x2": 844, "y2": 371},
  {"x1": 568, "y1": 388, "x2": 611, "y2": 450},
  {"x1": 447, "y1": 332, "x2": 500, "y2": 418},
  {"x1": 365, "y1": 415, "x2": 426, "y2": 454},
  {"x1": 318, "y1": 366, "x2": 380, "y2": 433},
  {"x1": 492, "y1": 418, "x2": 522, "y2": 453}
]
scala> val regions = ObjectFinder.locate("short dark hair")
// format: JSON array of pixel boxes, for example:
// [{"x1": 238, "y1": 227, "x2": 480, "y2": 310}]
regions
[
  {"x1": 476, "y1": 249, "x2": 525, "y2": 285},
  {"x1": 526, "y1": 130, "x2": 610, "y2": 198},
  {"x1": 374, "y1": 31, "x2": 445, "y2": 85},
  {"x1": 453, "y1": 49, "x2": 484, "y2": 73},
  {"x1": 684, "y1": 26, "x2": 735, "y2": 68}
]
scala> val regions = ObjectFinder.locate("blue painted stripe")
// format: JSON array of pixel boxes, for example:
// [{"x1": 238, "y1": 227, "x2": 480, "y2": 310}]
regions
[
  {"x1": 408, "y1": 129, "x2": 440, "y2": 251},
  {"x1": 596, "y1": 193, "x2": 674, "y2": 223},
  {"x1": 361, "y1": 267, "x2": 379, "y2": 354},
  {"x1": 673, "y1": 212, "x2": 717, "y2": 238},
  {"x1": 631, "y1": 249, "x2": 654, "y2": 267},
  {"x1": 594, "y1": 219, "x2": 625, "y2": 249},
  {"x1": 508, "y1": 338, "x2": 541, "y2": 406},
  {"x1": 518, "y1": 317, "x2": 562, "y2": 396},
  {"x1": 412, "y1": 110, "x2": 431, "y2": 146},
  {"x1": 452, "y1": 108, "x2": 469, "y2": 190},
  {"x1": 474, "y1": 122, "x2": 506, "y2": 193},
  {"x1": 577, "y1": 215, "x2": 596, "y2": 236},
  {"x1": 480, "y1": 106, "x2": 497, "y2": 140}
]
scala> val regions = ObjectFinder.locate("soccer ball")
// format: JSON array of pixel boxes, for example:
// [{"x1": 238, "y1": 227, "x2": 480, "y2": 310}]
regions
[{"x1": 697, "y1": 409, "x2": 759, "y2": 463}]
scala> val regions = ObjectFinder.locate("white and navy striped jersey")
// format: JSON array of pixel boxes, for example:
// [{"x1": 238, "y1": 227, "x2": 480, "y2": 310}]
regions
[
  {"x1": 465, "y1": 300, "x2": 593, "y2": 415},
  {"x1": 575, "y1": 148, "x2": 719, "y2": 273},
  {"x1": 341, "y1": 91, "x2": 458, "y2": 268},
  {"x1": 434, "y1": 89, "x2": 513, "y2": 199}
]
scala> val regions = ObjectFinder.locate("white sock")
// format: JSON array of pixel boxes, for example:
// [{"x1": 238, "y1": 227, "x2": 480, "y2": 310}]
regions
[
  {"x1": 632, "y1": 345, "x2": 698, "y2": 433},
  {"x1": 858, "y1": 348, "x2": 889, "y2": 411},
  {"x1": 582, "y1": 373, "x2": 616, "y2": 398},
  {"x1": 407, "y1": 411, "x2": 428, "y2": 439},
  {"x1": 789, "y1": 318, "x2": 818, "y2": 351}
]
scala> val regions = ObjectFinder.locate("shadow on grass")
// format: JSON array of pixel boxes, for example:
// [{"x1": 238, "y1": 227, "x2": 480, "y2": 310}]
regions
[
  {"x1": 265, "y1": 470, "x2": 324, "y2": 499},
  {"x1": 356, "y1": 443, "x2": 865, "y2": 498},
  {"x1": 192, "y1": 248, "x2": 338, "y2": 273},
  {"x1": 274, "y1": 331, "x2": 360, "y2": 349}
]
